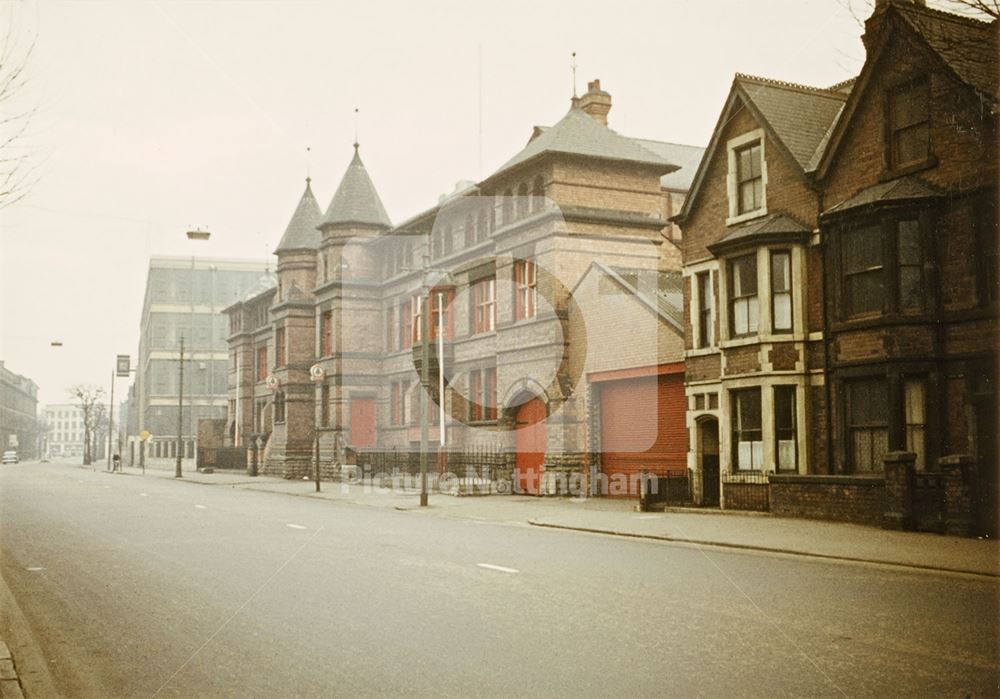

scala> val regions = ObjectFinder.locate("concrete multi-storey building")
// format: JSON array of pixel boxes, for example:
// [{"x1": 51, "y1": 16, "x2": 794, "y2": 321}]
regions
[
  {"x1": 0, "y1": 361, "x2": 39, "y2": 459},
  {"x1": 133, "y1": 256, "x2": 270, "y2": 466},
  {"x1": 676, "y1": 0, "x2": 997, "y2": 535},
  {"x1": 226, "y1": 79, "x2": 703, "y2": 496},
  {"x1": 43, "y1": 403, "x2": 86, "y2": 458}
]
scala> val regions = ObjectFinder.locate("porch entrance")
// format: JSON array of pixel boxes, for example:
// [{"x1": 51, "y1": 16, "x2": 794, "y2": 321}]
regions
[
  {"x1": 699, "y1": 417, "x2": 720, "y2": 507},
  {"x1": 514, "y1": 397, "x2": 546, "y2": 495}
]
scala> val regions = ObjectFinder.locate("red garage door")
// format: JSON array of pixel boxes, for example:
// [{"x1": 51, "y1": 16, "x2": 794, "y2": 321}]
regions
[{"x1": 599, "y1": 373, "x2": 686, "y2": 498}]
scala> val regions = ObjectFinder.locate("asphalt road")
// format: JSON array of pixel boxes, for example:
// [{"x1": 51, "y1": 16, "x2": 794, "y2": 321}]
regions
[{"x1": 1, "y1": 461, "x2": 997, "y2": 698}]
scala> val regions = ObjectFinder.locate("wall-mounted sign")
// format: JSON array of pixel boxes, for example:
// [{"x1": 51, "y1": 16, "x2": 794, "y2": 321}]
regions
[{"x1": 116, "y1": 355, "x2": 131, "y2": 377}]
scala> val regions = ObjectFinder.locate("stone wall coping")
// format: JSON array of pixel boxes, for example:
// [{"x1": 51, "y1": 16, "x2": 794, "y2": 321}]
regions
[
  {"x1": 769, "y1": 473, "x2": 885, "y2": 487},
  {"x1": 938, "y1": 454, "x2": 975, "y2": 466},
  {"x1": 883, "y1": 451, "x2": 917, "y2": 464}
]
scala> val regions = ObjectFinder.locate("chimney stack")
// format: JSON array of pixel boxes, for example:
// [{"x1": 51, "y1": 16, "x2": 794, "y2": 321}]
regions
[{"x1": 576, "y1": 79, "x2": 612, "y2": 126}]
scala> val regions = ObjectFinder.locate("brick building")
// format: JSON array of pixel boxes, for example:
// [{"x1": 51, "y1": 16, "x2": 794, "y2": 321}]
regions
[
  {"x1": 225, "y1": 79, "x2": 702, "y2": 495},
  {"x1": 676, "y1": 0, "x2": 997, "y2": 534},
  {"x1": 0, "y1": 361, "x2": 39, "y2": 459}
]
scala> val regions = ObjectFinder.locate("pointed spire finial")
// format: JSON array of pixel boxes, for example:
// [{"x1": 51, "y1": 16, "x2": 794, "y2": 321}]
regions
[
  {"x1": 571, "y1": 51, "x2": 578, "y2": 99},
  {"x1": 306, "y1": 145, "x2": 311, "y2": 179},
  {"x1": 353, "y1": 107, "x2": 360, "y2": 150}
]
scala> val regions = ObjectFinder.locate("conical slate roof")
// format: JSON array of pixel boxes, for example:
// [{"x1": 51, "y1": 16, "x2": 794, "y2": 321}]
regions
[
  {"x1": 495, "y1": 106, "x2": 677, "y2": 176},
  {"x1": 274, "y1": 178, "x2": 322, "y2": 254},
  {"x1": 320, "y1": 145, "x2": 392, "y2": 229}
]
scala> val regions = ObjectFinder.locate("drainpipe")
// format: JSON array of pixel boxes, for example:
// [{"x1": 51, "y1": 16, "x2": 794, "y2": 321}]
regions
[{"x1": 819, "y1": 192, "x2": 835, "y2": 476}]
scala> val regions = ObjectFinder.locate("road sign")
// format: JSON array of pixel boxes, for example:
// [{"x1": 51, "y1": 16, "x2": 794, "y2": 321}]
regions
[
  {"x1": 310, "y1": 365, "x2": 326, "y2": 382},
  {"x1": 266, "y1": 375, "x2": 280, "y2": 390},
  {"x1": 139, "y1": 430, "x2": 150, "y2": 441},
  {"x1": 116, "y1": 355, "x2": 131, "y2": 377}
]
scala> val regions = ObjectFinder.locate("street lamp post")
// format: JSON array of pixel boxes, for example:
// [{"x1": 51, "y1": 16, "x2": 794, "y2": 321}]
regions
[{"x1": 176, "y1": 336, "x2": 185, "y2": 478}]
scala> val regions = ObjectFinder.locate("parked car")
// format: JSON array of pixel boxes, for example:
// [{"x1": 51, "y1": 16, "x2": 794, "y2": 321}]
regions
[{"x1": 2, "y1": 451, "x2": 19, "y2": 464}]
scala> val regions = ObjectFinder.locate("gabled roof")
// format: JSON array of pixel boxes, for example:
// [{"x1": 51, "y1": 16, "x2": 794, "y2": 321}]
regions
[
  {"x1": 492, "y1": 107, "x2": 678, "y2": 178},
  {"x1": 677, "y1": 74, "x2": 850, "y2": 221},
  {"x1": 733, "y1": 74, "x2": 850, "y2": 172},
  {"x1": 892, "y1": 1, "x2": 997, "y2": 103},
  {"x1": 601, "y1": 264, "x2": 685, "y2": 332},
  {"x1": 320, "y1": 145, "x2": 392, "y2": 230},
  {"x1": 822, "y1": 175, "x2": 943, "y2": 218},
  {"x1": 707, "y1": 213, "x2": 811, "y2": 255},
  {"x1": 816, "y1": 1, "x2": 997, "y2": 180},
  {"x1": 274, "y1": 178, "x2": 322, "y2": 254}
]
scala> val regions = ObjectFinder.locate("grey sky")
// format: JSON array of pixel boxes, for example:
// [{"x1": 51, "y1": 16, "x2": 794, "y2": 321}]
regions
[{"x1": 0, "y1": 0, "x2": 867, "y2": 406}]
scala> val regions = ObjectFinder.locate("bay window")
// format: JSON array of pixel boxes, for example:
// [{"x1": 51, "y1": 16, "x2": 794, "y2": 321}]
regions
[
  {"x1": 732, "y1": 388, "x2": 763, "y2": 471},
  {"x1": 729, "y1": 254, "x2": 758, "y2": 337},
  {"x1": 847, "y1": 378, "x2": 889, "y2": 472},
  {"x1": 774, "y1": 386, "x2": 796, "y2": 471},
  {"x1": 770, "y1": 251, "x2": 792, "y2": 332}
]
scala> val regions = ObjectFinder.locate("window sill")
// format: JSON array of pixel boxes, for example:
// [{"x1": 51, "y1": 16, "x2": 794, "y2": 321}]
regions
[
  {"x1": 725, "y1": 208, "x2": 767, "y2": 227},
  {"x1": 686, "y1": 347, "x2": 720, "y2": 357}
]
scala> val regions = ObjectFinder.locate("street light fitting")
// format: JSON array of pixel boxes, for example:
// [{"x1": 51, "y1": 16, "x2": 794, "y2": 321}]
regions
[
  {"x1": 186, "y1": 229, "x2": 211, "y2": 241},
  {"x1": 50, "y1": 341, "x2": 63, "y2": 347}
]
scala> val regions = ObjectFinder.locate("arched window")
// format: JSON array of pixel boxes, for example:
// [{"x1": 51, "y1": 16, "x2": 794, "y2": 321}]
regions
[
  {"x1": 464, "y1": 214, "x2": 473, "y2": 247},
  {"x1": 443, "y1": 224, "x2": 453, "y2": 256},
  {"x1": 532, "y1": 175, "x2": 545, "y2": 212},
  {"x1": 502, "y1": 189, "x2": 514, "y2": 225},
  {"x1": 517, "y1": 183, "x2": 529, "y2": 217}
]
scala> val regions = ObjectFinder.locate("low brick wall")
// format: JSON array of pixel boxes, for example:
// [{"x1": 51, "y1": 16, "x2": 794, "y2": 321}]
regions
[
  {"x1": 724, "y1": 482, "x2": 770, "y2": 512},
  {"x1": 770, "y1": 474, "x2": 885, "y2": 526}
]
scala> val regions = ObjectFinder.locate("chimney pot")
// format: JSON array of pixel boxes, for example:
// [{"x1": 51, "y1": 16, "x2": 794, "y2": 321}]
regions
[{"x1": 577, "y1": 77, "x2": 612, "y2": 126}]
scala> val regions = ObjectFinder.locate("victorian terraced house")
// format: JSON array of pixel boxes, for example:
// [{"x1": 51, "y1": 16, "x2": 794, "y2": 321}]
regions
[{"x1": 676, "y1": 0, "x2": 997, "y2": 535}]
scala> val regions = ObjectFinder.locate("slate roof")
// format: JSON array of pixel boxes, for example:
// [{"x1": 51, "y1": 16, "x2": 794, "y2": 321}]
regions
[
  {"x1": 274, "y1": 178, "x2": 322, "y2": 253},
  {"x1": 823, "y1": 176, "x2": 943, "y2": 217},
  {"x1": 891, "y1": 1, "x2": 997, "y2": 103},
  {"x1": 633, "y1": 140, "x2": 707, "y2": 190},
  {"x1": 321, "y1": 145, "x2": 392, "y2": 229},
  {"x1": 605, "y1": 265, "x2": 685, "y2": 331},
  {"x1": 734, "y1": 74, "x2": 850, "y2": 172},
  {"x1": 707, "y1": 213, "x2": 811, "y2": 254},
  {"x1": 240, "y1": 271, "x2": 277, "y2": 303},
  {"x1": 494, "y1": 107, "x2": 679, "y2": 177}
]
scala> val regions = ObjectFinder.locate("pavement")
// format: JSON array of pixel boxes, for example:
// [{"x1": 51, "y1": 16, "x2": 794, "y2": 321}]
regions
[
  {"x1": 0, "y1": 643, "x2": 24, "y2": 699},
  {"x1": 122, "y1": 462, "x2": 1000, "y2": 578}
]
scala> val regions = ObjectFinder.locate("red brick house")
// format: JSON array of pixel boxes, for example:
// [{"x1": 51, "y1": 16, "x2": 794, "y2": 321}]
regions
[
  {"x1": 676, "y1": 0, "x2": 998, "y2": 535},
  {"x1": 815, "y1": 0, "x2": 998, "y2": 535}
]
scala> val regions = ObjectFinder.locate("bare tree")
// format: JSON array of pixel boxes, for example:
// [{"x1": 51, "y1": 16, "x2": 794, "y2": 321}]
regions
[
  {"x1": 70, "y1": 385, "x2": 104, "y2": 465},
  {"x1": 937, "y1": 0, "x2": 999, "y2": 19},
  {"x1": 0, "y1": 3, "x2": 38, "y2": 209}
]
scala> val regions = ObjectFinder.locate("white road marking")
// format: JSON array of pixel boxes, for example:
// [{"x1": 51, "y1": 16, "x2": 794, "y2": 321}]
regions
[
  {"x1": 477, "y1": 563, "x2": 519, "y2": 574},
  {"x1": 286, "y1": 523, "x2": 307, "y2": 530},
  {"x1": 635, "y1": 514, "x2": 662, "y2": 520},
  {"x1": 26, "y1": 567, "x2": 45, "y2": 572},
  {"x1": 140, "y1": 493, "x2": 148, "y2": 497},
  {"x1": 194, "y1": 505, "x2": 207, "y2": 509},
  {"x1": 103, "y1": 486, "x2": 111, "y2": 489}
]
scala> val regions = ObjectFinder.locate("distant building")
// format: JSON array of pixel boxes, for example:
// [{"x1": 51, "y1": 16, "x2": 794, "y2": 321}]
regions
[
  {"x1": 132, "y1": 257, "x2": 270, "y2": 466},
  {"x1": 43, "y1": 403, "x2": 86, "y2": 458},
  {"x1": 0, "y1": 361, "x2": 39, "y2": 458}
]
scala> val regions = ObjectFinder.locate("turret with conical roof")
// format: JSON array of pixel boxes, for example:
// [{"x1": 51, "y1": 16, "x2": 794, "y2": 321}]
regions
[
  {"x1": 318, "y1": 144, "x2": 392, "y2": 235},
  {"x1": 275, "y1": 177, "x2": 322, "y2": 254},
  {"x1": 274, "y1": 178, "x2": 323, "y2": 306}
]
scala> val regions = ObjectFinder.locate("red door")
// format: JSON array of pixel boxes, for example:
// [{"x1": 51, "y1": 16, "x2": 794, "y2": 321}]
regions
[
  {"x1": 350, "y1": 398, "x2": 376, "y2": 448},
  {"x1": 599, "y1": 374, "x2": 686, "y2": 497},
  {"x1": 515, "y1": 398, "x2": 546, "y2": 495}
]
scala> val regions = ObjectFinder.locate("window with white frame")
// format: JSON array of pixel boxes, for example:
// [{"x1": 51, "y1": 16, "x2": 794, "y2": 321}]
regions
[
  {"x1": 770, "y1": 251, "x2": 792, "y2": 332},
  {"x1": 727, "y1": 130, "x2": 766, "y2": 222},
  {"x1": 732, "y1": 388, "x2": 763, "y2": 470},
  {"x1": 696, "y1": 271, "x2": 714, "y2": 348},
  {"x1": 729, "y1": 254, "x2": 759, "y2": 337},
  {"x1": 774, "y1": 385, "x2": 796, "y2": 471}
]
